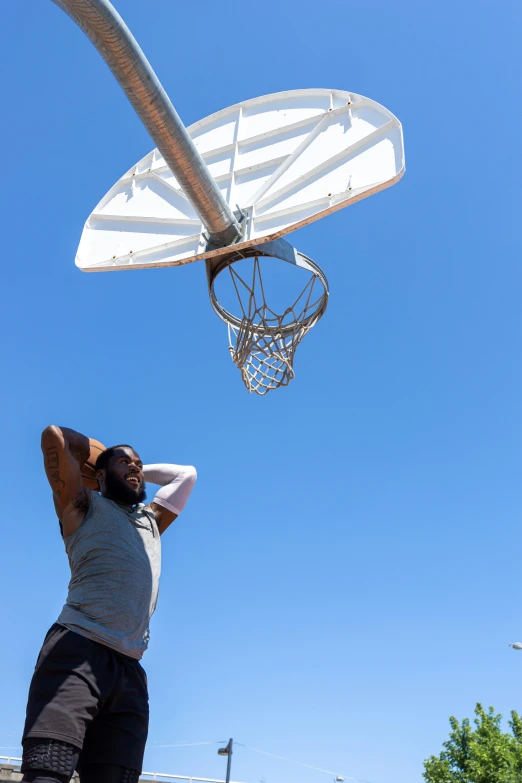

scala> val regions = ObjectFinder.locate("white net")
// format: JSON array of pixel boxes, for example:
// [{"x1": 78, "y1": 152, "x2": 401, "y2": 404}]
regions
[{"x1": 224, "y1": 256, "x2": 328, "y2": 394}]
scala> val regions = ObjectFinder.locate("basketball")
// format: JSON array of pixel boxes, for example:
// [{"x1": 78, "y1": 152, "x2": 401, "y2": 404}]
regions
[{"x1": 81, "y1": 438, "x2": 106, "y2": 490}]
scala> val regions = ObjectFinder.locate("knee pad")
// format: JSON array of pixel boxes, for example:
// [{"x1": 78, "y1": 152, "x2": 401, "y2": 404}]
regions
[
  {"x1": 78, "y1": 764, "x2": 140, "y2": 783},
  {"x1": 22, "y1": 738, "x2": 79, "y2": 783}
]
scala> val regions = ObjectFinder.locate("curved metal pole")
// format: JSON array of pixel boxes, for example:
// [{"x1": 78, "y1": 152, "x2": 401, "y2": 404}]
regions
[{"x1": 51, "y1": 0, "x2": 241, "y2": 247}]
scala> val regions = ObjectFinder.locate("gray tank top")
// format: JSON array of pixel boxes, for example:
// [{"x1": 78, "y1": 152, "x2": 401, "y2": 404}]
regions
[{"x1": 57, "y1": 491, "x2": 161, "y2": 660}]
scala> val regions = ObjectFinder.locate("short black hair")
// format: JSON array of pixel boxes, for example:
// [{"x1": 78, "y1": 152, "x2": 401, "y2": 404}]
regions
[{"x1": 95, "y1": 444, "x2": 135, "y2": 473}]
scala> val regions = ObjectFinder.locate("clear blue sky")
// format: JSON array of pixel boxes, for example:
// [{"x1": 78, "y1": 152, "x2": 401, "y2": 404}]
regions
[{"x1": 1, "y1": 2, "x2": 520, "y2": 782}]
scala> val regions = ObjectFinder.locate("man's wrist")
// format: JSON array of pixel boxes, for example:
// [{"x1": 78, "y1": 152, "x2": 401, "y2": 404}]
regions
[{"x1": 59, "y1": 427, "x2": 90, "y2": 465}]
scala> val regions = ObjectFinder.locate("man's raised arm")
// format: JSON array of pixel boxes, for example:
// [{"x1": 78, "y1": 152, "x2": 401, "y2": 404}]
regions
[
  {"x1": 41, "y1": 426, "x2": 91, "y2": 535},
  {"x1": 143, "y1": 463, "x2": 197, "y2": 535}
]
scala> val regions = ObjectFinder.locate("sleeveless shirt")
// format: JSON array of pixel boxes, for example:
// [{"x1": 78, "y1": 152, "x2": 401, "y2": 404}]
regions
[{"x1": 57, "y1": 491, "x2": 161, "y2": 660}]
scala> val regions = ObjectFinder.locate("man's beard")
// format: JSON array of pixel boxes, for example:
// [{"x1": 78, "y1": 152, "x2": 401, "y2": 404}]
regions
[{"x1": 104, "y1": 471, "x2": 147, "y2": 506}]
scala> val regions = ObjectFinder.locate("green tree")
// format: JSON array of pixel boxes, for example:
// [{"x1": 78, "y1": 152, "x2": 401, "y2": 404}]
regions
[{"x1": 423, "y1": 704, "x2": 522, "y2": 783}]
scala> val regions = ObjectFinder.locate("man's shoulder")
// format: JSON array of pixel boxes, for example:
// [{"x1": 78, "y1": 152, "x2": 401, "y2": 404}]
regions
[{"x1": 89, "y1": 491, "x2": 114, "y2": 512}]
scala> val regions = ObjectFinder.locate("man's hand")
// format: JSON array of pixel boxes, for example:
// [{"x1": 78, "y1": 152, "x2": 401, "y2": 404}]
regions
[{"x1": 41, "y1": 426, "x2": 91, "y2": 537}]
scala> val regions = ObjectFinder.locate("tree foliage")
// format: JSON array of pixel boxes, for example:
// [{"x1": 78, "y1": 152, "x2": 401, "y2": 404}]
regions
[{"x1": 423, "y1": 704, "x2": 522, "y2": 783}]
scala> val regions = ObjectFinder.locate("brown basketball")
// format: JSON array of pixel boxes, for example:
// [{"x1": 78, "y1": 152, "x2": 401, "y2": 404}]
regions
[{"x1": 81, "y1": 438, "x2": 106, "y2": 490}]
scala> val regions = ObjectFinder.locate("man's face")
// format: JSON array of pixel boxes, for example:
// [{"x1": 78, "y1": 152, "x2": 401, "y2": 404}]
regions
[{"x1": 102, "y1": 447, "x2": 146, "y2": 506}]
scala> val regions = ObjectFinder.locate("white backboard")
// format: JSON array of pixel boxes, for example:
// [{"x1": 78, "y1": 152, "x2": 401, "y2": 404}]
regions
[{"x1": 76, "y1": 88, "x2": 405, "y2": 272}]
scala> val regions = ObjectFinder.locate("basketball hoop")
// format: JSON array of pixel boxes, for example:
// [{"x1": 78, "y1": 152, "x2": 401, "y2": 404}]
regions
[
  {"x1": 206, "y1": 239, "x2": 329, "y2": 394},
  {"x1": 56, "y1": 2, "x2": 404, "y2": 394}
]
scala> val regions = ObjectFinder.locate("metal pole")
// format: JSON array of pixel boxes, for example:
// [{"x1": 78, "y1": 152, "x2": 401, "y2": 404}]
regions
[
  {"x1": 225, "y1": 739, "x2": 233, "y2": 783},
  {"x1": 50, "y1": 0, "x2": 241, "y2": 247}
]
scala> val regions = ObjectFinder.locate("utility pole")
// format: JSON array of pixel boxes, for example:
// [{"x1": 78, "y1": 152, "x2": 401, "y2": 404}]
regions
[{"x1": 218, "y1": 738, "x2": 233, "y2": 783}]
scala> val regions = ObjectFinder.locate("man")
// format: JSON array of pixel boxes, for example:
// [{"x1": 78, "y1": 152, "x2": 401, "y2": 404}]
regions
[{"x1": 21, "y1": 425, "x2": 197, "y2": 783}]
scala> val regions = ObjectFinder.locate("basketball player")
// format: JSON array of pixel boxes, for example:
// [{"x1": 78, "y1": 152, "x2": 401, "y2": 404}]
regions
[{"x1": 21, "y1": 425, "x2": 197, "y2": 783}]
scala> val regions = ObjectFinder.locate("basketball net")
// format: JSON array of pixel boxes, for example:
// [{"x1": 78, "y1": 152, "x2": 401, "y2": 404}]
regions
[{"x1": 225, "y1": 256, "x2": 328, "y2": 395}]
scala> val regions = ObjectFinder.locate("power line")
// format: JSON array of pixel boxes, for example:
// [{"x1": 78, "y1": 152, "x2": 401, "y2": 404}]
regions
[
  {"x1": 235, "y1": 741, "x2": 375, "y2": 783},
  {"x1": 110, "y1": 735, "x2": 377, "y2": 783},
  {"x1": 150, "y1": 740, "x2": 227, "y2": 749}
]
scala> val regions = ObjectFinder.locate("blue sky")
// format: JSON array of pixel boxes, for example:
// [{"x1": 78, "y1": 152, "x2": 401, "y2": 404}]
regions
[{"x1": 0, "y1": 1, "x2": 520, "y2": 782}]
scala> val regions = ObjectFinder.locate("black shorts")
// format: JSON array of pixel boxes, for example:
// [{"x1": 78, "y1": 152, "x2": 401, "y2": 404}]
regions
[{"x1": 22, "y1": 624, "x2": 149, "y2": 772}]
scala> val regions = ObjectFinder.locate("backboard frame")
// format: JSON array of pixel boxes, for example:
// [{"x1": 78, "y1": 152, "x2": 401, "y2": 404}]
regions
[{"x1": 75, "y1": 88, "x2": 405, "y2": 273}]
